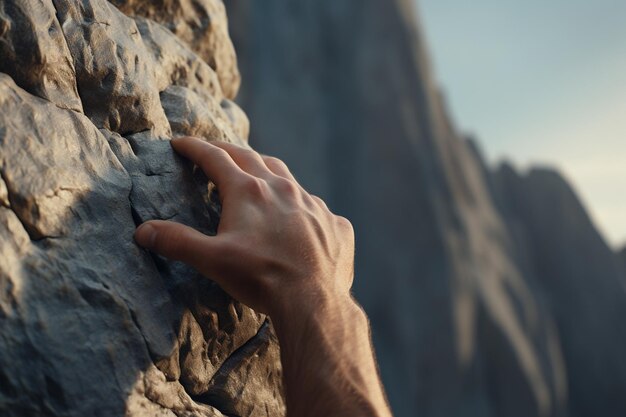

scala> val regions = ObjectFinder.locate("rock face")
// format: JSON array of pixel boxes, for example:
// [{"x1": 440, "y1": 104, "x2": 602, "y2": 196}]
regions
[
  {"x1": 226, "y1": 1, "x2": 626, "y2": 416},
  {"x1": 490, "y1": 164, "x2": 626, "y2": 417},
  {"x1": 0, "y1": 1, "x2": 283, "y2": 416}
]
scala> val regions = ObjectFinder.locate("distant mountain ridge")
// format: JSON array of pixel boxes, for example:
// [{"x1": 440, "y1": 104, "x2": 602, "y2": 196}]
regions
[
  {"x1": 226, "y1": 1, "x2": 626, "y2": 416},
  {"x1": 487, "y1": 157, "x2": 626, "y2": 417}
]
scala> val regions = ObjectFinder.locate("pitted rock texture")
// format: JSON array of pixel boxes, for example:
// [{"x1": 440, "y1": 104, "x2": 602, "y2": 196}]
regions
[
  {"x1": 0, "y1": 1, "x2": 283, "y2": 416},
  {"x1": 109, "y1": 0, "x2": 241, "y2": 100},
  {"x1": 0, "y1": 0, "x2": 83, "y2": 112}
]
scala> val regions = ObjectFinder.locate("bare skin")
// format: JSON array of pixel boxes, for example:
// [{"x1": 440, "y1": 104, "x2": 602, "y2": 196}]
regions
[{"x1": 134, "y1": 137, "x2": 392, "y2": 417}]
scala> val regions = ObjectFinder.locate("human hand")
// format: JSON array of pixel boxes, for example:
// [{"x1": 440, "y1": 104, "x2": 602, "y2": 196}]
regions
[
  {"x1": 134, "y1": 137, "x2": 356, "y2": 319},
  {"x1": 135, "y1": 137, "x2": 392, "y2": 417}
]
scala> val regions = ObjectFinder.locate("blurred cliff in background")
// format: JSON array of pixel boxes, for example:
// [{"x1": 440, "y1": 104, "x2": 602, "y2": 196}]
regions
[{"x1": 225, "y1": 1, "x2": 626, "y2": 416}]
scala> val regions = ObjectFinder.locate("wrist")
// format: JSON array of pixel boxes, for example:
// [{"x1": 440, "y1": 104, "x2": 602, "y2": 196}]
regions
[{"x1": 269, "y1": 288, "x2": 364, "y2": 346}]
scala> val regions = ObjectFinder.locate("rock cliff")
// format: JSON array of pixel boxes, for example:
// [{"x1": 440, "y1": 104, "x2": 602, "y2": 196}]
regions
[
  {"x1": 226, "y1": 1, "x2": 626, "y2": 416},
  {"x1": 0, "y1": 1, "x2": 283, "y2": 416},
  {"x1": 3, "y1": 1, "x2": 625, "y2": 416},
  {"x1": 490, "y1": 163, "x2": 626, "y2": 417}
]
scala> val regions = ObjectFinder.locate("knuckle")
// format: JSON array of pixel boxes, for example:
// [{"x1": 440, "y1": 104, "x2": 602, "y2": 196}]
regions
[
  {"x1": 238, "y1": 148, "x2": 269, "y2": 169},
  {"x1": 231, "y1": 145, "x2": 261, "y2": 162},
  {"x1": 236, "y1": 146, "x2": 255, "y2": 158},
  {"x1": 265, "y1": 156, "x2": 287, "y2": 170},
  {"x1": 272, "y1": 177, "x2": 299, "y2": 197},
  {"x1": 312, "y1": 195, "x2": 328, "y2": 208},
  {"x1": 263, "y1": 156, "x2": 293, "y2": 178},
  {"x1": 335, "y1": 215, "x2": 354, "y2": 232},
  {"x1": 263, "y1": 156, "x2": 280, "y2": 164},
  {"x1": 245, "y1": 148, "x2": 262, "y2": 159},
  {"x1": 210, "y1": 146, "x2": 230, "y2": 160},
  {"x1": 241, "y1": 177, "x2": 268, "y2": 198}
]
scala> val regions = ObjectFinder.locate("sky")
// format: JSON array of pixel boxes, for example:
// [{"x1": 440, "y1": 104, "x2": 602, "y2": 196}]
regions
[{"x1": 417, "y1": 0, "x2": 626, "y2": 249}]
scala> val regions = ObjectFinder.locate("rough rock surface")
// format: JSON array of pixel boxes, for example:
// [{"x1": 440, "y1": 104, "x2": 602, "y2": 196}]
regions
[
  {"x1": 0, "y1": 1, "x2": 282, "y2": 416},
  {"x1": 227, "y1": 1, "x2": 626, "y2": 416},
  {"x1": 109, "y1": 0, "x2": 241, "y2": 100}
]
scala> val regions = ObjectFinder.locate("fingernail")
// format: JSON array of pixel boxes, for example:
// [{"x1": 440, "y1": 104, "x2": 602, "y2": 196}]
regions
[{"x1": 135, "y1": 222, "x2": 157, "y2": 249}]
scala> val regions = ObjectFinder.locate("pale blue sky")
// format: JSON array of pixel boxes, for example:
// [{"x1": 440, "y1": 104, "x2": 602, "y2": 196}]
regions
[{"x1": 417, "y1": 0, "x2": 626, "y2": 248}]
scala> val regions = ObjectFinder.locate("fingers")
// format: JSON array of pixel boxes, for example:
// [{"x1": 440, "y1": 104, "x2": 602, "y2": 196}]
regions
[
  {"x1": 261, "y1": 155, "x2": 296, "y2": 180},
  {"x1": 209, "y1": 141, "x2": 273, "y2": 178},
  {"x1": 134, "y1": 220, "x2": 220, "y2": 275},
  {"x1": 171, "y1": 136, "x2": 328, "y2": 210},
  {"x1": 173, "y1": 137, "x2": 298, "y2": 184},
  {"x1": 170, "y1": 137, "x2": 249, "y2": 198}
]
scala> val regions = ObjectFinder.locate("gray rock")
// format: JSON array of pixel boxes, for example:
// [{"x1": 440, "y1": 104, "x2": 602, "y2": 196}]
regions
[
  {"x1": 0, "y1": 0, "x2": 83, "y2": 112},
  {"x1": 0, "y1": 174, "x2": 9, "y2": 207},
  {"x1": 0, "y1": 1, "x2": 283, "y2": 416},
  {"x1": 196, "y1": 320, "x2": 284, "y2": 417},
  {"x1": 110, "y1": 0, "x2": 241, "y2": 100},
  {"x1": 491, "y1": 164, "x2": 626, "y2": 417},
  {"x1": 52, "y1": 0, "x2": 171, "y2": 135},
  {"x1": 160, "y1": 85, "x2": 246, "y2": 145}
]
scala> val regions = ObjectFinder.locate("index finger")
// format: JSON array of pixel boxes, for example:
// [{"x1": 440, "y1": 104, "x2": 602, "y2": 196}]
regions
[{"x1": 171, "y1": 137, "x2": 250, "y2": 198}]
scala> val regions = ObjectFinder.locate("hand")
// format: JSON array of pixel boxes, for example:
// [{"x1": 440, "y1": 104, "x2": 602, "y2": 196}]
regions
[
  {"x1": 135, "y1": 137, "x2": 392, "y2": 417},
  {"x1": 134, "y1": 137, "x2": 355, "y2": 318}
]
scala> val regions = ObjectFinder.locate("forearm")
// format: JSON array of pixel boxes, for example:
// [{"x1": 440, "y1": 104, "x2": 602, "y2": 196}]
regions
[{"x1": 272, "y1": 294, "x2": 392, "y2": 417}]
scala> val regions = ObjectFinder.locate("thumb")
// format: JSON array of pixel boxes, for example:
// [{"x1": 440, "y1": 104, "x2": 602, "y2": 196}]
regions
[{"x1": 134, "y1": 220, "x2": 219, "y2": 273}]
